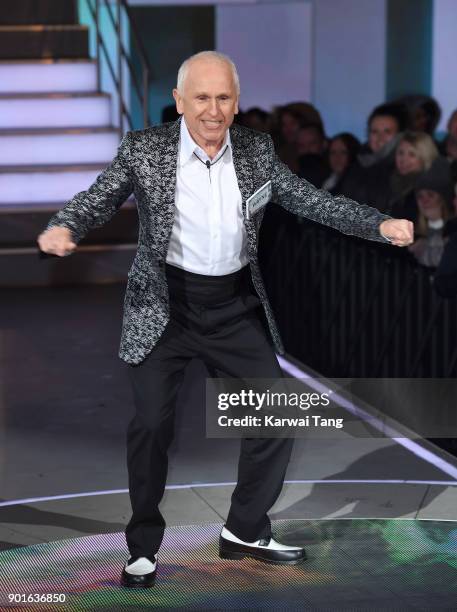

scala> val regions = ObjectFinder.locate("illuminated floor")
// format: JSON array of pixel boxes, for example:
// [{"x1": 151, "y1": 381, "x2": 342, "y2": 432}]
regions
[{"x1": 1, "y1": 519, "x2": 457, "y2": 611}]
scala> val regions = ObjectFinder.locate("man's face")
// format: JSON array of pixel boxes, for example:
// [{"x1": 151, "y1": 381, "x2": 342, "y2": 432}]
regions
[
  {"x1": 172, "y1": 59, "x2": 239, "y2": 148},
  {"x1": 368, "y1": 115, "x2": 399, "y2": 153}
]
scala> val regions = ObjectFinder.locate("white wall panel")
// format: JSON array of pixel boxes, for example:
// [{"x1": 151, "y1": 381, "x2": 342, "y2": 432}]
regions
[{"x1": 216, "y1": 2, "x2": 312, "y2": 112}]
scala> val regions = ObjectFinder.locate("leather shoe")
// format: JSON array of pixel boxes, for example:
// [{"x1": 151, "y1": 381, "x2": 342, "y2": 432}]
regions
[
  {"x1": 121, "y1": 555, "x2": 157, "y2": 588},
  {"x1": 219, "y1": 526, "x2": 306, "y2": 565}
]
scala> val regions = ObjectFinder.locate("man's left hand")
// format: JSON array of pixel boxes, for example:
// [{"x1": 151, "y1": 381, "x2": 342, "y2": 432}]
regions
[{"x1": 379, "y1": 219, "x2": 414, "y2": 247}]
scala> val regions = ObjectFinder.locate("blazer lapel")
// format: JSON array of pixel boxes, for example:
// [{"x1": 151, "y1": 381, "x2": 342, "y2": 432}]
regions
[
  {"x1": 230, "y1": 123, "x2": 254, "y2": 219},
  {"x1": 160, "y1": 116, "x2": 181, "y2": 207}
]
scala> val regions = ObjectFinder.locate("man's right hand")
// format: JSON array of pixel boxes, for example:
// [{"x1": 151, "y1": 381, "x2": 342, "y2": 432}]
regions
[{"x1": 37, "y1": 226, "x2": 77, "y2": 257}]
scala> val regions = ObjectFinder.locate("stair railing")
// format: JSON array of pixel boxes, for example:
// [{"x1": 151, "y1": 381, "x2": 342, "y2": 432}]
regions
[{"x1": 83, "y1": 0, "x2": 152, "y2": 134}]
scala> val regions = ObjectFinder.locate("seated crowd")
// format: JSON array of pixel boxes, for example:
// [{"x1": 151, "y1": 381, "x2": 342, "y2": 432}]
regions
[{"x1": 235, "y1": 98, "x2": 457, "y2": 294}]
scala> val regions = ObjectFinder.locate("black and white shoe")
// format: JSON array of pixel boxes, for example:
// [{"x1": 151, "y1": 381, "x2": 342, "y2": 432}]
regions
[
  {"x1": 219, "y1": 526, "x2": 306, "y2": 565},
  {"x1": 120, "y1": 555, "x2": 157, "y2": 588}
]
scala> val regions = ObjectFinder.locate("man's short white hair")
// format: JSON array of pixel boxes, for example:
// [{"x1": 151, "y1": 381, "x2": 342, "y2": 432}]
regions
[{"x1": 176, "y1": 50, "x2": 240, "y2": 97}]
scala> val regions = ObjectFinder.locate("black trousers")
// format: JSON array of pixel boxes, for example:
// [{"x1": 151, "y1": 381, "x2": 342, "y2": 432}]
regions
[{"x1": 124, "y1": 263, "x2": 294, "y2": 558}]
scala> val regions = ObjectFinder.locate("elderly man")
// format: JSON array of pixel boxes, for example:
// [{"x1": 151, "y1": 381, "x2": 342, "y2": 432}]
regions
[{"x1": 38, "y1": 51, "x2": 413, "y2": 588}]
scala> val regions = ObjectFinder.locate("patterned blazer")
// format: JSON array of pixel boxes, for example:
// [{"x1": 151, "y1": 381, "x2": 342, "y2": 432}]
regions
[{"x1": 45, "y1": 116, "x2": 391, "y2": 365}]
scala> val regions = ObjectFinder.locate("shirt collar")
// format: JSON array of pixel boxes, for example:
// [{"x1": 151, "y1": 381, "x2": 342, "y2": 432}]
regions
[
  {"x1": 179, "y1": 116, "x2": 232, "y2": 167},
  {"x1": 428, "y1": 218, "x2": 444, "y2": 230}
]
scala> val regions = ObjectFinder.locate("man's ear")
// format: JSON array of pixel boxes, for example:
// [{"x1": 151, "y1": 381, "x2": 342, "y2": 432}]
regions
[{"x1": 172, "y1": 88, "x2": 183, "y2": 115}]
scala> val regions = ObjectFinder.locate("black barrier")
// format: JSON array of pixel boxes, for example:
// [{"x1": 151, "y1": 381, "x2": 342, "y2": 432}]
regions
[{"x1": 259, "y1": 205, "x2": 457, "y2": 378}]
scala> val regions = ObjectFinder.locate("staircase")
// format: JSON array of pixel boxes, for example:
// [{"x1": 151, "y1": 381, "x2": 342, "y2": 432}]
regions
[{"x1": 0, "y1": 0, "x2": 138, "y2": 286}]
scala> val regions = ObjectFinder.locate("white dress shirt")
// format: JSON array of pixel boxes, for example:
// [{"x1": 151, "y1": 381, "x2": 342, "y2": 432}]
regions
[{"x1": 166, "y1": 116, "x2": 248, "y2": 275}]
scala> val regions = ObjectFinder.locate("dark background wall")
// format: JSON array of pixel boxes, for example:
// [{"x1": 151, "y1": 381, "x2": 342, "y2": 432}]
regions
[{"x1": 130, "y1": 6, "x2": 214, "y2": 127}]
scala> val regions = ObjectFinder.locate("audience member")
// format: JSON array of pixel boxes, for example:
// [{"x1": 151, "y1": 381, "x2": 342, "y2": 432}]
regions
[
  {"x1": 275, "y1": 106, "x2": 301, "y2": 144},
  {"x1": 271, "y1": 106, "x2": 302, "y2": 172},
  {"x1": 321, "y1": 133, "x2": 361, "y2": 194},
  {"x1": 296, "y1": 124, "x2": 327, "y2": 156},
  {"x1": 434, "y1": 215, "x2": 457, "y2": 298},
  {"x1": 271, "y1": 103, "x2": 324, "y2": 173},
  {"x1": 439, "y1": 109, "x2": 457, "y2": 183},
  {"x1": 395, "y1": 94, "x2": 442, "y2": 135},
  {"x1": 296, "y1": 124, "x2": 330, "y2": 187},
  {"x1": 283, "y1": 102, "x2": 323, "y2": 130},
  {"x1": 342, "y1": 103, "x2": 408, "y2": 211},
  {"x1": 241, "y1": 107, "x2": 271, "y2": 132},
  {"x1": 366, "y1": 103, "x2": 408, "y2": 154},
  {"x1": 388, "y1": 131, "x2": 439, "y2": 221},
  {"x1": 234, "y1": 94, "x2": 457, "y2": 290},
  {"x1": 408, "y1": 157, "x2": 454, "y2": 268}
]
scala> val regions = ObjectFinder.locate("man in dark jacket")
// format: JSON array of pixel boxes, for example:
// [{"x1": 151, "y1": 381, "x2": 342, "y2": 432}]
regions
[{"x1": 342, "y1": 103, "x2": 409, "y2": 213}]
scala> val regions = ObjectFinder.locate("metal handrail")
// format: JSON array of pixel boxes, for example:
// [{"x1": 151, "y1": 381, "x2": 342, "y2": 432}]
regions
[{"x1": 83, "y1": 0, "x2": 151, "y2": 133}]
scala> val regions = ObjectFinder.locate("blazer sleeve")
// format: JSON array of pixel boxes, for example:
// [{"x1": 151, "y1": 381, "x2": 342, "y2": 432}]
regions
[
  {"x1": 266, "y1": 134, "x2": 392, "y2": 243},
  {"x1": 44, "y1": 131, "x2": 134, "y2": 244}
]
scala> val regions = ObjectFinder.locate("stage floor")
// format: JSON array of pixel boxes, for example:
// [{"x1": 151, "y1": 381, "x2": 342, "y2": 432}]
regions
[
  {"x1": 2, "y1": 284, "x2": 457, "y2": 609},
  {"x1": 1, "y1": 519, "x2": 457, "y2": 611}
]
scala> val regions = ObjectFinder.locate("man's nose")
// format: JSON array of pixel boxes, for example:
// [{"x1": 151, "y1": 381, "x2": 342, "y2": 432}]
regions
[{"x1": 208, "y1": 99, "x2": 220, "y2": 115}]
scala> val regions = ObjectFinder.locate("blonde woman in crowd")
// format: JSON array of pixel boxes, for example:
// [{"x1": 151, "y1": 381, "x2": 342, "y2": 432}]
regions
[{"x1": 388, "y1": 131, "x2": 439, "y2": 220}]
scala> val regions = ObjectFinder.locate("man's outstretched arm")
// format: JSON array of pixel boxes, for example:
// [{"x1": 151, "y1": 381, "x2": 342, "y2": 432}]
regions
[
  {"x1": 37, "y1": 131, "x2": 134, "y2": 256},
  {"x1": 266, "y1": 134, "x2": 413, "y2": 247}
]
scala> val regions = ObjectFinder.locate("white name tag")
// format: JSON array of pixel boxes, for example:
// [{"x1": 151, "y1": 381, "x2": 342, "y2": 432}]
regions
[{"x1": 246, "y1": 180, "x2": 272, "y2": 220}]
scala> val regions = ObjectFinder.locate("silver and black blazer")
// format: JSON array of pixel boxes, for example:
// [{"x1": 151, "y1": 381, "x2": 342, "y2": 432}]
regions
[{"x1": 45, "y1": 116, "x2": 391, "y2": 365}]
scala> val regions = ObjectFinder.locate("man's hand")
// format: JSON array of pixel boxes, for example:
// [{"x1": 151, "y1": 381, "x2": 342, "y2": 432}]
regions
[
  {"x1": 379, "y1": 219, "x2": 414, "y2": 247},
  {"x1": 37, "y1": 226, "x2": 77, "y2": 257}
]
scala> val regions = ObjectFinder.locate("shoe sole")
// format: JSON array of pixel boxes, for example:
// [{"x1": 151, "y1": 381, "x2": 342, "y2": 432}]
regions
[
  {"x1": 120, "y1": 580, "x2": 156, "y2": 588},
  {"x1": 219, "y1": 548, "x2": 306, "y2": 565},
  {"x1": 120, "y1": 573, "x2": 156, "y2": 588}
]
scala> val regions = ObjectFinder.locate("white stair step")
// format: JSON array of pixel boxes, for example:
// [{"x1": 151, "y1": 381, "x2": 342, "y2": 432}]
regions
[
  {"x1": 0, "y1": 60, "x2": 97, "y2": 93},
  {"x1": 0, "y1": 93, "x2": 111, "y2": 128},
  {"x1": 0, "y1": 165, "x2": 108, "y2": 204},
  {"x1": 0, "y1": 129, "x2": 120, "y2": 165}
]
